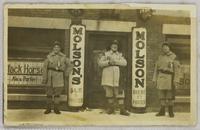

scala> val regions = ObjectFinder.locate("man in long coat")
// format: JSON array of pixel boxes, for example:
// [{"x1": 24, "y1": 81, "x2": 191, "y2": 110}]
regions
[
  {"x1": 42, "y1": 41, "x2": 73, "y2": 114},
  {"x1": 98, "y1": 40, "x2": 129, "y2": 116},
  {"x1": 153, "y1": 42, "x2": 180, "y2": 118}
]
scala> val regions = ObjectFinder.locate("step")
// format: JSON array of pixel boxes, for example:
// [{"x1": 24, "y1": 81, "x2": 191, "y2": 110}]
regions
[
  {"x1": 7, "y1": 94, "x2": 190, "y2": 103},
  {"x1": 175, "y1": 96, "x2": 190, "y2": 103},
  {"x1": 7, "y1": 94, "x2": 68, "y2": 101}
]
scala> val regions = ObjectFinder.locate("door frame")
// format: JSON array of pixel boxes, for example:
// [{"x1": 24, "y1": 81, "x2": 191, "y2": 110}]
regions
[{"x1": 84, "y1": 31, "x2": 132, "y2": 109}]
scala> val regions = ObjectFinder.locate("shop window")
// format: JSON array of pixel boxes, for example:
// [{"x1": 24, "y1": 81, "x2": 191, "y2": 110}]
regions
[
  {"x1": 8, "y1": 27, "x2": 65, "y2": 59},
  {"x1": 165, "y1": 35, "x2": 190, "y2": 95},
  {"x1": 8, "y1": 27, "x2": 65, "y2": 86}
]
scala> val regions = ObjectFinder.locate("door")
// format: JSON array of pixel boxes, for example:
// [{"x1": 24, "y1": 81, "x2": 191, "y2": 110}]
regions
[{"x1": 85, "y1": 32, "x2": 130, "y2": 108}]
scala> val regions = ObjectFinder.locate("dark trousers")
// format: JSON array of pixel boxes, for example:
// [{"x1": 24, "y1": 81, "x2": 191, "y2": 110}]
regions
[
  {"x1": 158, "y1": 89, "x2": 174, "y2": 106},
  {"x1": 46, "y1": 87, "x2": 63, "y2": 105}
]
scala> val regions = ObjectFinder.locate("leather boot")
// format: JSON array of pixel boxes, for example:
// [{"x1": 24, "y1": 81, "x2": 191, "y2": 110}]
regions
[
  {"x1": 156, "y1": 106, "x2": 165, "y2": 116},
  {"x1": 168, "y1": 106, "x2": 174, "y2": 118},
  {"x1": 54, "y1": 104, "x2": 61, "y2": 114},
  {"x1": 106, "y1": 103, "x2": 115, "y2": 114},
  {"x1": 44, "y1": 103, "x2": 51, "y2": 114},
  {"x1": 120, "y1": 105, "x2": 130, "y2": 116}
]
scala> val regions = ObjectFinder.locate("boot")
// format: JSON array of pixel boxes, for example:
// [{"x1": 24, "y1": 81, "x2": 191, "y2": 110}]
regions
[
  {"x1": 120, "y1": 105, "x2": 130, "y2": 116},
  {"x1": 54, "y1": 104, "x2": 61, "y2": 114},
  {"x1": 106, "y1": 103, "x2": 115, "y2": 114},
  {"x1": 44, "y1": 104, "x2": 51, "y2": 114},
  {"x1": 168, "y1": 106, "x2": 174, "y2": 118},
  {"x1": 156, "y1": 106, "x2": 165, "y2": 116}
]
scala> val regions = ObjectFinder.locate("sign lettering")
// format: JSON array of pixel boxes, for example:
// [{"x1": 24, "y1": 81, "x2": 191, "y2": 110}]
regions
[
  {"x1": 132, "y1": 28, "x2": 146, "y2": 108},
  {"x1": 68, "y1": 25, "x2": 85, "y2": 107},
  {"x1": 7, "y1": 61, "x2": 43, "y2": 86}
]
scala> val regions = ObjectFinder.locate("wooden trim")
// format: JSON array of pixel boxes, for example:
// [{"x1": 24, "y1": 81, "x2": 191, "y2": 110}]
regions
[
  {"x1": 163, "y1": 24, "x2": 190, "y2": 35},
  {"x1": 64, "y1": 29, "x2": 70, "y2": 56},
  {"x1": 8, "y1": 16, "x2": 71, "y2": 29},
  {"x1": 82, "y1": 19, "x2": 136, "y2": 32},
  {"x1": 175, "y1": 96, "x2": 190, "y2": 103},
  {"x1": 8, "y1": 57, "x2": 44, "y2": 61},
  {"x1": 8, "y1": 16, "x2": 136, "y2": 32},
  {"x1": 8, "y1": 94, "x2": 67, "y2": 101}
]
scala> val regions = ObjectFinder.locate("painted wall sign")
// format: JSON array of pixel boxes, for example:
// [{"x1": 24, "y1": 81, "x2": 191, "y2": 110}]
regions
[
  {"x1": 7, "y1": 61, "x2": 43, "y2": 86},
  {"x1": 132, "y1": 28, "x2": 146, "y2": 108},
  {"x1": 68, "y1": 24, "x2": 85, "y2": 107},
  {"x1": 179, "y1": 65, "x2": 190, "y2": 89}
]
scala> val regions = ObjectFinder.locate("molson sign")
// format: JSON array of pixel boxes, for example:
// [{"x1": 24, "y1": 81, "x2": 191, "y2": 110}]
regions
[
  {"x1": 132, "y1": 28, "x2": 146, "y2": 108},
  {"x1": 7, "y1": 61, "x2": 43, "y2": 86},
  {"x1": 68, "y1": 24, "x2": 85, "y2": 107}
]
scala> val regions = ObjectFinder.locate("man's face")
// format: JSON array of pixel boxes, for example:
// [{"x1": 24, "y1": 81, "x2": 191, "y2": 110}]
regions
[
  {"x1": 110, "y1": 44, "x2": 118, "y2": 52},
  {"x1": 53, "y1": 45, "x2": 61, "y2": 54},
  {"x1": 162, "y1": 45, "x2": 170, "y2": 54}
]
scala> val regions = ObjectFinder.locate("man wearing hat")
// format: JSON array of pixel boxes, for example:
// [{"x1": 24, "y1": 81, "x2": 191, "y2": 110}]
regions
[
  {"x1": 153, "y1": 42, "x2": 180, "y2": 118},
  {"x1": 42, "y1": 41, "x2": 73, "y2": 114},
  {"x1": 98, "y1": 40, "x2": 130, "y2": 116}
]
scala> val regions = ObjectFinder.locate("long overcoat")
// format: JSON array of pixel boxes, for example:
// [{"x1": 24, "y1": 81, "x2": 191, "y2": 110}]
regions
[
  {"x1": 153, "y1": 51, "x2": 180, "y2": 90},
  {"x1": 98, "y1": 50, "x2": 127, "y2": 87},
  {"x1": 42, "y1": 52, "x2": 73, "y2": 88}
]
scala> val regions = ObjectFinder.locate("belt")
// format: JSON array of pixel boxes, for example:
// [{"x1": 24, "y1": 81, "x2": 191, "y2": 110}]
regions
[
  {"x1": 158, "y1": 69, "x2": 174, "y2": 75},
  {"x1": 48, "y1": 68, "x2": 64, "y2": 72},
  {"x1": 108, "y1": 65, "x2": 119, "y2": 67}
]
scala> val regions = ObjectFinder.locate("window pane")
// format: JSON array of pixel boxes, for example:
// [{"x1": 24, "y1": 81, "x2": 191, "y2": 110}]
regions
[{"x1": 8, "y1": 27, "x2": 65, "y2": 59}]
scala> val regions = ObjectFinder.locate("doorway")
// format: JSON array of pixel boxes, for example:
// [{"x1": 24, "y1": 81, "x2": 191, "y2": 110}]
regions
[{"x1": 85, "y1": 31, "x2": 132, "y2": 108}]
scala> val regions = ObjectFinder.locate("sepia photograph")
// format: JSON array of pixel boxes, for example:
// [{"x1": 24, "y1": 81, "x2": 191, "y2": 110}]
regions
[{"x1": 3, "y1": 3, "x2": 197, "y2": 126}]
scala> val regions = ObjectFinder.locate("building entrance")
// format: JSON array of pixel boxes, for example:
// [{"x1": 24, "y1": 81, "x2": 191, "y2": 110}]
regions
[{"x1": 85, "y1": 32, "x2": 132, "y2": 108}]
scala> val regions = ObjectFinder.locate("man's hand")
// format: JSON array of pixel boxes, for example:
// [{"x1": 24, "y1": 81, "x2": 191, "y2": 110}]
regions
[
  {"x1": 152, "y1": 81, "x2": 157, "y2": 87},
  {"x1": 109, "y1": 58, "x2": 116, "y2": 65},
  {"x1": 109, "y1": 60, "x2": 116, "y2": 65},
  {"x1": 42, "y1": 79, "x2": 47, "y2": 84},
  {"x1": 173, "y1": 81, "x2": 179, "y2": 88},
  {"x1": 118, "y1": 87, "x2": 124, "y2": 95}
]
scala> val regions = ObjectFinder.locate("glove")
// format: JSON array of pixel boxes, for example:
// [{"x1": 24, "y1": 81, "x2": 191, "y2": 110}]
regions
[
  {"x1": 42, "y1": 79, "x2": 47, "y2": 84},
  {"x1": 118, "y1": 87, "x2": 124, "y2": 95},
  {"x1": 173, "y1": 80, "x2": 179, "y2": 88}
]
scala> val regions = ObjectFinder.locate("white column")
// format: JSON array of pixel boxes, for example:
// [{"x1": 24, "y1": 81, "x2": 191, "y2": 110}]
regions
[
  {"x1": 68, "y1": 24, "x2": 85, "y2": 107},
  {"x1": 132, "y1": 28, "x2": 147, "y2": 108}
]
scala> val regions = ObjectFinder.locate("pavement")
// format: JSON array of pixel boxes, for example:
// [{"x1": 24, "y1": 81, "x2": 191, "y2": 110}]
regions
[{"x1": 4, "y1": 109, "x2": 195, "y2": 126}]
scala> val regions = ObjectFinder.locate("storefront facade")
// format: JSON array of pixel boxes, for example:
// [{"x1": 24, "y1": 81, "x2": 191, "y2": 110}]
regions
[{"x1": 7, "y1": 9, "x2": 190, "y2": 112}]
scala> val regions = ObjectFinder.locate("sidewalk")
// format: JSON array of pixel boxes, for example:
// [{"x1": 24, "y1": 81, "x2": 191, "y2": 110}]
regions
[{"x1": 4, "y1": 109, "x2": 194, "y2": 126}]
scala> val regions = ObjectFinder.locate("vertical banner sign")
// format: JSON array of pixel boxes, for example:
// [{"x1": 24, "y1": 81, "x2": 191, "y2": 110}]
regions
[
  {"x1": 69, "y1": 25, "x2": 85, "y2": 107},
  {"x1": 132, "y1": 28, "x2": 146, "y2": 108}
]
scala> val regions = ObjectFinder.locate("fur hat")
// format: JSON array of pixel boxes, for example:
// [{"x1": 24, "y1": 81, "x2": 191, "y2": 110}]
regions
[
  {"x1": 52, "y1": 41, "x2": 62, "y2": 48},
  {"x1": 162, "y1": 42, "x2": 171, "y2": 50}
]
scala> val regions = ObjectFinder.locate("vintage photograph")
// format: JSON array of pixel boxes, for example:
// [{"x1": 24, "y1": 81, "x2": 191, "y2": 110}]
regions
[{"x1": 3, "y1": 4, "x2": 197, "y2": 126}]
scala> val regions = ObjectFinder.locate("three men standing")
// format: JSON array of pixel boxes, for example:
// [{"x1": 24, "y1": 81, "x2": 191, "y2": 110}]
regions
[
  {"x1": 42, "y1": 40, "x2": 179, "y2": 117},
  {"x1": 98, "y1": 40, "x2": 130, "y2": 116}
]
